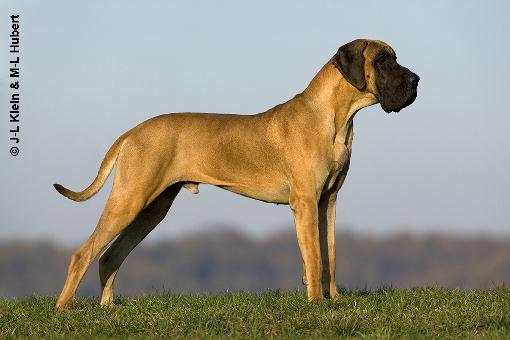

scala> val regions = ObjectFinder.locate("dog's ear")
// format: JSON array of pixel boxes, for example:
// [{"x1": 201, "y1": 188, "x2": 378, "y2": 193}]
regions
[{"x1": 332, "y1": 40, "x2": 368, "y2": 90}]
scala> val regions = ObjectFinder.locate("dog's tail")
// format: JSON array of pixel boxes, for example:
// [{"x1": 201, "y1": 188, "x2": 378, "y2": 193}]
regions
[{"x1": 53, "y1": 134, "x2": 128, "y2": 202}]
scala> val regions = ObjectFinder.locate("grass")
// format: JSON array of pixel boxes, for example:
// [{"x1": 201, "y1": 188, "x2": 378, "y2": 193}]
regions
[{"x1": 1, "y1": 288, "x2": 510, "y2": 339}]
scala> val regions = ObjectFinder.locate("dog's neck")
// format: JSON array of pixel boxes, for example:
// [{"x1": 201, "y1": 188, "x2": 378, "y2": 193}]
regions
[{"x1": 302, "y1": 58, "x2": 378, "y2": 135}]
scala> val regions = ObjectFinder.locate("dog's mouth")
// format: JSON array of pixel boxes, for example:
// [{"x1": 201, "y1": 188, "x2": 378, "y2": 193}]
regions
[{"x1": 381, "y1": 88, "x2": 418, "y2": 113}]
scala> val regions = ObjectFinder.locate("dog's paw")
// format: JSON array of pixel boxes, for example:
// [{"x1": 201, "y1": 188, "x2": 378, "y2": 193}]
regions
[{"x1": 55, "y1": 297, "x2": 75, "y2": 310}]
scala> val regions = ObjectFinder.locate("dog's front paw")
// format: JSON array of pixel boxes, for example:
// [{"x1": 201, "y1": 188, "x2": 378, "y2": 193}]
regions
[{"x1": 329, "y1": 291, "x2": 340, "y2": 301}]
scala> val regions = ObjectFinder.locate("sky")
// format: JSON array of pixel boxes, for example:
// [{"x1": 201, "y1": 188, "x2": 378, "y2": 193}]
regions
[{"x1": 1, "y1": 0, "x2": 509, "y2": 243}]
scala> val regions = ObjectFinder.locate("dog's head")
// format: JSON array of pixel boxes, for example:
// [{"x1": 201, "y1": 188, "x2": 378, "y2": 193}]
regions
[{"x1": 332, "y1": 39, "x2": 419, "y2": 113}]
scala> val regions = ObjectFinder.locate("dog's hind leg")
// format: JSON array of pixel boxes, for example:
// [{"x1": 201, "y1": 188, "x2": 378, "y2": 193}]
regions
[
  {"x1": 98, "y1": 184, "x2": 181, "y2": 306},
  {"x1": 56, "y1": 199, "x2": 145, "y2": 309},
  {"x1": 55, "y1": 158, "x2": 163, "y2": 309}
]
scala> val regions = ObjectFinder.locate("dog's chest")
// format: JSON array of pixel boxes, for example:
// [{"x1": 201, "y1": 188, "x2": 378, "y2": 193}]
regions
[
  {"x1": 330, "y1": 138, "x2": 350, "y2": 172},
  {"x1": 325, "y1": 127, "x2": 353, "y2": 190}
]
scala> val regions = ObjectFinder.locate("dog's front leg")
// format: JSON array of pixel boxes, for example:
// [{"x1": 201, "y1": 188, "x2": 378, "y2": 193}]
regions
[
  {"x1": 319, "y1": 191, "x2": 340, "y2": 300},
  {"x1": 290, "y1": 192, "x2": 323, "y2": 302}
]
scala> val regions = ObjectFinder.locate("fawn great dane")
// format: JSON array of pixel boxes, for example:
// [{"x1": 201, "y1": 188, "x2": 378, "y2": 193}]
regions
[{"x1": 54, "y1": 39, "x2": 419, "y2": 309}]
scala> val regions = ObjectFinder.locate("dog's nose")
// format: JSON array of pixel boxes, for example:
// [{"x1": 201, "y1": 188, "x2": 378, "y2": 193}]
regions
[{"x1": 409, "y1": 73, "x2": 420, "y2": 87}]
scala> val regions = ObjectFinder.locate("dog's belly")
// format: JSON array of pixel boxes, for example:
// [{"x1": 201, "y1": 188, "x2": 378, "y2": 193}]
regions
[
  {"x1": 188, "y1": 168, "x2": 291, "y2": 204},
  {"x1": 219, "y1": 180, "x2": 290, "y2": 204}
]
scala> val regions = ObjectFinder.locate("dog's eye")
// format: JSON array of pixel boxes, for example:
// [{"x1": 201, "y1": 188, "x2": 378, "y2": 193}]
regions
[{"x1": 375, "y1": 55, "x2": 388, "y2": 65}]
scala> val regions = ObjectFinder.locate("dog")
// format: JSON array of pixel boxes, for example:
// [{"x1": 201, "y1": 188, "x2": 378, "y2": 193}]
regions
[{"x1": 54, "y1": 39, "x2": 419, "y2": 309}]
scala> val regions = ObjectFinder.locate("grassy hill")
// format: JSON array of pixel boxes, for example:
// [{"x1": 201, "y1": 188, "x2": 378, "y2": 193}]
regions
[{"x1": 1, "y1": 288, "x2": 509, "y2": 339}]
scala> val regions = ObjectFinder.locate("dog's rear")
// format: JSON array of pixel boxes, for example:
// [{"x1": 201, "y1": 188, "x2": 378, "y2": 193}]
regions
[{"x1": 54, "y1": 134, "x2": 127, "y2": 201}]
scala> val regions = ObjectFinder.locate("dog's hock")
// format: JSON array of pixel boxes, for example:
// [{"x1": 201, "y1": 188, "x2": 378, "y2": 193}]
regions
[{"x1": 183, "y1": 182, "x2": 199, "y2": 194}]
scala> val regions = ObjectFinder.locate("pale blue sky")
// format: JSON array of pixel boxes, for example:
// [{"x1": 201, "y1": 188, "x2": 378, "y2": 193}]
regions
[{"x1": 1, "y1": 1, "x2": 509, "y2": 243}]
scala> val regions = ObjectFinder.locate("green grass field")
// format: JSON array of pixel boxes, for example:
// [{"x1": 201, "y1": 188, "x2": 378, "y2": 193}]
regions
[{"x1": 1, "y1": 288, "x2": 509, "y2": 339}]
